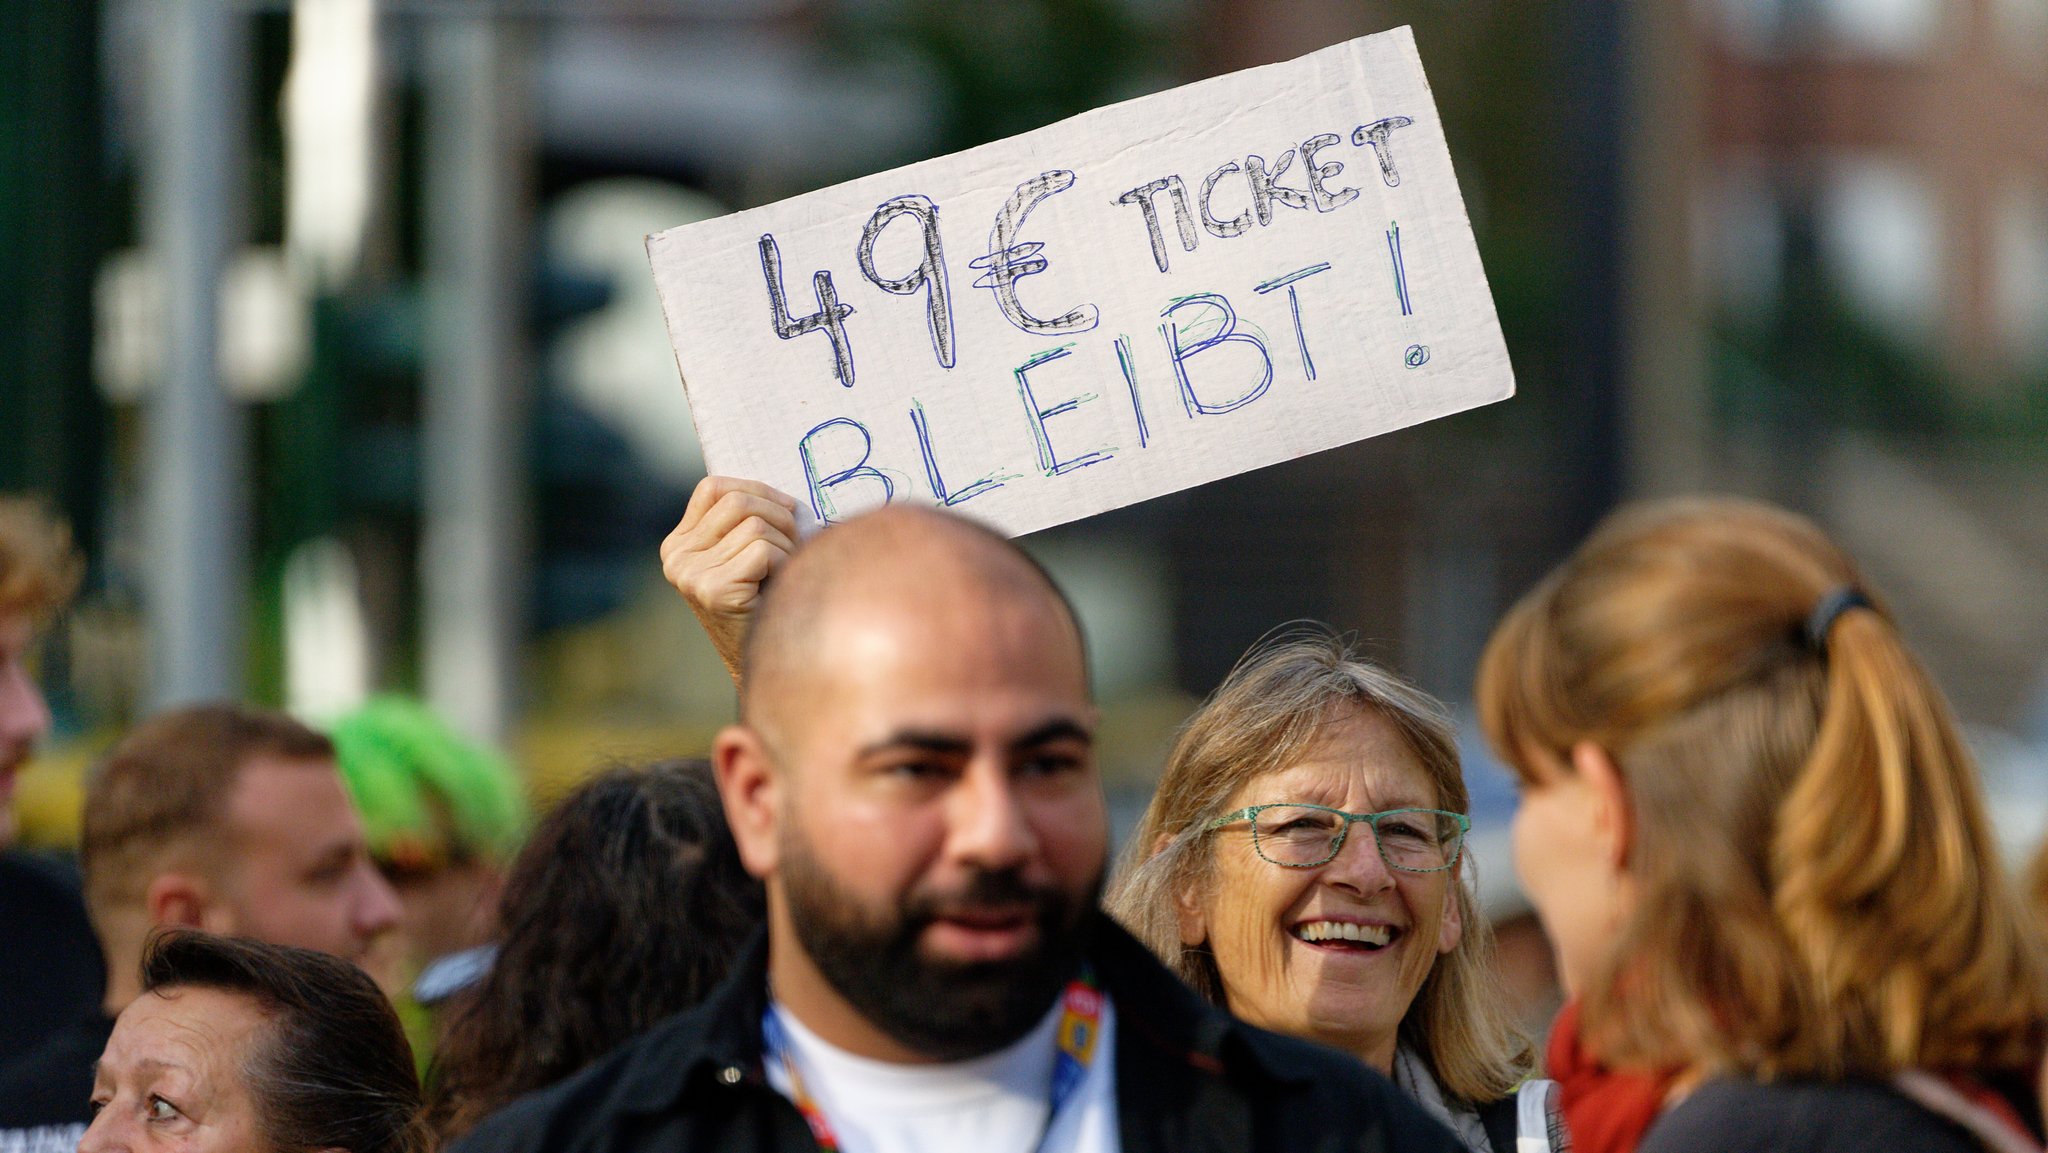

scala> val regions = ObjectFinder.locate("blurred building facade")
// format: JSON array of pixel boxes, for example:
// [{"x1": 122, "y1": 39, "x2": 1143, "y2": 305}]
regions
[{"x1": 1678, "y1": 0, "x2": 2048, "y2": 729}]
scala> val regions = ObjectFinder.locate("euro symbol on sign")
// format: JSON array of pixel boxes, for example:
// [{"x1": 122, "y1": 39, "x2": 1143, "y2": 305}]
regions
[{"x1": 971, "y1": 170, "x2": 1100, "y2": 337}]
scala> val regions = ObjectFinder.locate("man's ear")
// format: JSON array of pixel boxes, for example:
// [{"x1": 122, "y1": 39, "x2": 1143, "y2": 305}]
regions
[
  {"x1": 714, "y1": 724, "x2": 783, "y2": 881},
  {"x1": 145, "y1": 872, "x2": 228, "y2": 934},
  {"x1": 1570, "y1": 740, "x2": 1632, "y2": 870}
]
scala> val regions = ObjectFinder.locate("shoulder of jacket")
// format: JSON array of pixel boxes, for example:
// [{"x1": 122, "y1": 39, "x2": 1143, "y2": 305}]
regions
[
  {"x1": 1643, "y1": 1079, "x2": 1988, "y2": 1153},
  {"x1": 1227, "y1": 1022, "x2": 1374, "y2": 1089},
  {"x1": 451, "y1": 985, "x2": 786, "y2": 1153},
  {"x1": 1232, "y1": 1030, "x2": 1465, "y2": 1150},
  {"x1": 450, "y1": 1033, "x2": 677, "y2": 1153}
]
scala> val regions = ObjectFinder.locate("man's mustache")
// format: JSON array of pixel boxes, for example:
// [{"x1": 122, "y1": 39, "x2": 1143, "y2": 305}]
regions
[{"x1": 903, "y1": 869, "x2": 1066, "y2": 924}]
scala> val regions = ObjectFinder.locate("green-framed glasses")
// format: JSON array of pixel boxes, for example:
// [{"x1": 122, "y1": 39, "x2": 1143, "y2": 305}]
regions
[{"x1": 1202, "y1": 803, "x2": 1470, "y2": 873}]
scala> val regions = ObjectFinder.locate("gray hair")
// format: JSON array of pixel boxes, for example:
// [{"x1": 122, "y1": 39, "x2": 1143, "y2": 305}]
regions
[{"x1": 1105, "y1": 627, "x2": 1532, "y2": 1103}]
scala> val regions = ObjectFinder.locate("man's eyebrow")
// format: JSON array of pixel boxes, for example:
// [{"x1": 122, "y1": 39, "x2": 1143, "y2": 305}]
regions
[
  {"x1": 856, "y1": 719, "x2": 1093, "y2": 760},
  {"x1": 1010, "y1": 719, "x2": 1093, "y2": 750},
  {"x1": 857, "y1": 732, "x2": 974, "y2": 759},
  {"x1": 298, "y1": 838, "x2": 359, "y2": 871}
]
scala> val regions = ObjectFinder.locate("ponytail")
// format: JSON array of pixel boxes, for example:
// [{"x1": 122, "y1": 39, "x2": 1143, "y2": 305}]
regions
[{"x1": 1773, "y1": 607, "x2": 2045, "y2": 1072}]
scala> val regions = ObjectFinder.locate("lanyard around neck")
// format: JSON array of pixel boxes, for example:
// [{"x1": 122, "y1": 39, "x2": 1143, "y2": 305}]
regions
[{"x1": 762, "y1": 967, "x2": 1104, "y2": 1153}]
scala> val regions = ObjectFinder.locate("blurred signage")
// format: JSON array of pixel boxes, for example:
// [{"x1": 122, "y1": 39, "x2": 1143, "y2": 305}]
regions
[{"x1": 646, "y1": 27, "x2": 1512, "y2": 537}]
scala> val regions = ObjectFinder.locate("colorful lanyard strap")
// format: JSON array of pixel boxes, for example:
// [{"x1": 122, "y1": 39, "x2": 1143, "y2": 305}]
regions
[{"x1": 763, "y1": 967, "x2": 1104, "y2": 1153}]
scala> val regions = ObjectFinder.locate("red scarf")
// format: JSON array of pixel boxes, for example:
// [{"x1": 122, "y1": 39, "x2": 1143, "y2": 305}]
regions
[
  {"x1": 1544, "y1": 1000, "x2": 1677, "y2": 1153},
  {"x1": 1545, "y1": 1001, "x2": 2043, "y2": 1153}
]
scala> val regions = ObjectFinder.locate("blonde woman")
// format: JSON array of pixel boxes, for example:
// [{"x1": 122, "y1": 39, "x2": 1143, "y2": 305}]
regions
[
  {"x1": 1108, "y1": 631, "x2": 1540, "y2": 1151},
  {"x1": 1476, "y1": 497, "x2": 2048, "y2": 1153}
]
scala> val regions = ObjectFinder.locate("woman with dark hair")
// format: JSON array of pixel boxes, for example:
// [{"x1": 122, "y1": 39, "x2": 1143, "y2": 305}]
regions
[
  {"x1": 83, "y1": 929, "x2": 429, "y2": 1153},
  {"x1": 1477, "y1": 497, "x2": 2048, "y2": 1152},
  {"x1": 429, "y1": 759, "x2": 765, "y2": 1138}
]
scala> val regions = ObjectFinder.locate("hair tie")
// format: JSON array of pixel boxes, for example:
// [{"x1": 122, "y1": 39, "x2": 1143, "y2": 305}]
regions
[{"x1": 1803, "y1": 586, "x2": 1871, "y2": 653}]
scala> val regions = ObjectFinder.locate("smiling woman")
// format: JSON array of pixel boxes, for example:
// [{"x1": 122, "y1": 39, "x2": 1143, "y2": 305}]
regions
[
  {"x1": 82, "y1": 930, "x2": 428, "y2": 1153},
  {"x1": 1107, "y1": 630, "x2": 1537, "y2": 1151}
]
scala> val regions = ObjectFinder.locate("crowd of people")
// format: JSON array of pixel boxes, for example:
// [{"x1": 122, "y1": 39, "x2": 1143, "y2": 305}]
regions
[{"x1": 2, "y1": 475, "x2": 2045, "y2": 1153}]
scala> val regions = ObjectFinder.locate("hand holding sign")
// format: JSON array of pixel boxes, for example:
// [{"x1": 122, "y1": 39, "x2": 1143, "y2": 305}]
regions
[
  {"x1": 647, "y1": 27, "x2": 1511, "y2": 540},
  {"x1": 660, "y1": 476, "x2": 799, "y2": 684}
]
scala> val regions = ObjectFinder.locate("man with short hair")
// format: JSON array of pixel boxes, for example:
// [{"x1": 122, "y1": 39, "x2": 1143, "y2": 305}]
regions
[
  {"x1": 0, "y1": 495, "x2": 104, "y2": 1078},
  {"x1": 456, "y1": 505, "x2": 1458, "y2": 1153},
  {"x1": 0, "y1": 703, "x2": 405, "y2": 1142}
]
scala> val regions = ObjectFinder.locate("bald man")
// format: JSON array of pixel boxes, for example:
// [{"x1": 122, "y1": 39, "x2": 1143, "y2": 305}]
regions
[{"x1": 457, "y1": 500, "x2": 1458, "y2": 1153}]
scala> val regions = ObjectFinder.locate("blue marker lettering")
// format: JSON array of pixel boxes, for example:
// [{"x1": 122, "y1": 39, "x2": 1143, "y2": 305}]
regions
[
  {"x1": 1114, "y1": 176, "x2": 1199, "y2": 273},
  {"x1": 1015, "y1": 345, "x2": 1115, "y2": 476},
  {"x1": 910, "y1": 400, "x2": 1016, "y2": 506},
  {"x1": 1198, "y1": 162, "x2": 1252, "y2": 240},
  {"x1": 1253, "y1": 263, "x2": 1333, "y2": 381},
  {"x1": 1352, "y1": 117, "x2": 1416, "y2": 187},
  {"x1": 1114, "y1": 335, "x2": 1149, "y2": 449},
  {"x1": 857, "y1": 196, "x2": 955, "y2": 370},
  {"x1": 1160, "y1": 293, "x2": 1273, "y2": 416},
  {"x1": 972, "y1": 171, "x2": 1100, "y2": 336},
  {"x1": 760, "y1": 233, "x2": 857, "y2": 388},
  {"x1": 1300, "y1": 133, "x2": 1359, "y2": 212},
  {"x1": 1244, "y1": 150, "x2": 1311, "y2": 226},
  {"x1": 797, "y1": 417, "x2": 894, "y2": 524}
]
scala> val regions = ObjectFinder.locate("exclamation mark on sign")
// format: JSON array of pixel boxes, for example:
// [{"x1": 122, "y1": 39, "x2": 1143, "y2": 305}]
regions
[{"x1": 1386, "y1": 221, "x2": 1413, "y2": 316}]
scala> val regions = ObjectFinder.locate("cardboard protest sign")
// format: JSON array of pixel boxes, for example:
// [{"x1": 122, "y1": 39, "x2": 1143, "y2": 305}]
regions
[{"x1": 646, "y1": 26, "x2": 1512, "y2": 537}]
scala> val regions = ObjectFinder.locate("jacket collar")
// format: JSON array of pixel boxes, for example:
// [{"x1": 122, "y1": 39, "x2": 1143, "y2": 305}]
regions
[
  {"x1": 603, "y1": 930, "x2": 774, "y2": 1118},
  {"x1": 601, "y1": 910, "x2": 1313, "y2": 1120}
]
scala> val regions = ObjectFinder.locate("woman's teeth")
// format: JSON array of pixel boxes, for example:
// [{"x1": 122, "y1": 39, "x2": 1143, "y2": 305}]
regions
[{"x1": 1292, "y1": 921, "x2": 1393, "y2": 948}]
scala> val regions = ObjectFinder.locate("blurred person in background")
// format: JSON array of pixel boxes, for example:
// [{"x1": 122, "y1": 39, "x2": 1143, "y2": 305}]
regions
[
  {"x1": 429, "y1": 758, "x2": 764, "y2": 1140},
  {"x1": 84, "y1": 929, "x2": 429, "y2": 1153},
  {"x1": 0, "y1": 704, "x2": 404, "y2": 1143},
  {"x1": 330, "y1": 695, "x2": 530, "y2": 1050},
  {"x1": 0, "y1": 495, "x2": 104, "y2": 1067},
  {"x1": 1477, "y1": 497, "x2": 2048, "y2": 1153},
  {"x1": 1107, "y1": 632, "x2": 1546, "y2": 1152}
]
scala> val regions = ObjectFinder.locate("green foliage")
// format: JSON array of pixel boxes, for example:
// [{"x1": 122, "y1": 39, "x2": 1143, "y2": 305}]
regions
[{"x1": 1711, "y1": 253, "x2": 1951, "y2": 439}]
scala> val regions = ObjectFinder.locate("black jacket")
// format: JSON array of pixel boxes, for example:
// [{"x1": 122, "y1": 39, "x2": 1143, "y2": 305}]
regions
[
  {"x1": 452, "y1": 917, "x2": 1465, "y2": 1153},
  {"x1": 1639, "y1": 1078, "x2": 2034, "y2": 1153},
  {"x1": 0, "y1": 1012, "x2": 114, "y2": 1132},
  {"x1": 0, "y1": 851, "x2": 104, "y2": 1067}
]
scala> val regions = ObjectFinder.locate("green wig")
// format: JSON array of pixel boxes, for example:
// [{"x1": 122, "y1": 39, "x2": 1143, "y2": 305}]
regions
[{"x1": 329, "y1": 696, "x2": 530, "y2": 874}]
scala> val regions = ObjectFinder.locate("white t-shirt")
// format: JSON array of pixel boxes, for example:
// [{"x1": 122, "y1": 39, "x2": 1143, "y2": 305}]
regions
[{"x1": 763, "y1": 994, "x2": 1120, "y2": 1153}]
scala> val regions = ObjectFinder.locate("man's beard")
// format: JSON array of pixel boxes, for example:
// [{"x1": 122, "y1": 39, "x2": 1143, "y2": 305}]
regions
[{"x1": 780, "y1": 824, "x2": 1100, "y2": 1062}]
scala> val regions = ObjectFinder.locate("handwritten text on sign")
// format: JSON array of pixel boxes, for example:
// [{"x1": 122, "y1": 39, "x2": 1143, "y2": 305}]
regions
[{"x1": 647, "y1": 26, "x2": 1513, "y2": 538}]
